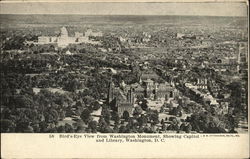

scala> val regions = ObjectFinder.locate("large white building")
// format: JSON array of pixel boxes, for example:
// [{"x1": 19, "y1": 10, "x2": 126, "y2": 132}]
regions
[
  {"x1": 37, "y1": 27, "x2": 102, "y2": 48},
  {"x1": 85, "y1": 29, "x2": 103, "y2": 37}
]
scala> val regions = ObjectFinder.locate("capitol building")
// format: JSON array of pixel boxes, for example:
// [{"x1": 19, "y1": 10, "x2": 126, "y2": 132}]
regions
[{"x1": 37, "y1": 27, "x2": 102, "y2": 48}]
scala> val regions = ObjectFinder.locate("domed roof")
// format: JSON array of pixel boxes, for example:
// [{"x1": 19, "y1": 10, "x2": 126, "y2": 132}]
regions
[
  {"x1": 144, "y1": 79, "x2": 154, "y2": 83},
  {"x1": 60, "y1": 27, "x2": 68, "y2": 37}
]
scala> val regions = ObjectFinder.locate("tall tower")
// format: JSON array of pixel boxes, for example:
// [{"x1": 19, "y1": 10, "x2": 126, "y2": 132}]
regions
[
  {"x1": 127, "y1": 87, "x2": 134, "y2": 104},
  {"x1": 154, "y1": 83, "x2": 158, "y2": 100},
  {"x1": 108, "y1": 82, "x2": 114, "y2": 103},
  {"x1": 60, "y1": 27, "x2": 69, "y2": 38},
  {"x1": 58, "y1": 27, "x2": 70, "y2": 48}
]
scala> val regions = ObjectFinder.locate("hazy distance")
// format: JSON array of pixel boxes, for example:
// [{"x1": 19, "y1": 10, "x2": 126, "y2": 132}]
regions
[{"x1": 0, "y1": 2, "x2": 248, "y2": 17}]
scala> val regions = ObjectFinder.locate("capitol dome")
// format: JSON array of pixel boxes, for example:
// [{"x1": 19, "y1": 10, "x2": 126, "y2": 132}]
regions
[{"x1": 60, "y1": 27, "x2": 68, "y2": 37}]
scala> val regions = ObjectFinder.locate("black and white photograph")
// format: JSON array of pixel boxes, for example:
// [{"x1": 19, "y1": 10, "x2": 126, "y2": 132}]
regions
[{"x1": 0, "y1": 1, "x2": 248, "y2": 135}]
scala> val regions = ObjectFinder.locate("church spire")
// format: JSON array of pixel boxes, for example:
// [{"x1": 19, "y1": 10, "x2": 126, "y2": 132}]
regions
[{"x1": 108, "y1": 79, "x2": 114, "y2": 103}]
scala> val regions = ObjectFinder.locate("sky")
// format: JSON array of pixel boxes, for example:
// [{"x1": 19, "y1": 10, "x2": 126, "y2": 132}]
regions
[{"x1": 0, "y1": 1, "x2": 248, "y2": 16}]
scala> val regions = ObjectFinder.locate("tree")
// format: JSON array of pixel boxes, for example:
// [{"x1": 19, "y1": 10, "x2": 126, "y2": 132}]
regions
[
  {"x1": 122, "y1": 111, "x2": 130, "y2": 121},
  {"x1": 113, "y1": 124, "x2": 119, "y2": 133},
  {"x1": 161, "y1": 123, "x2": 167, "y2": 132},
  {"x1": 169, "y1": 106, "x2": 182, "y2": 117},
  {"x1": 15, "y1": 121, "x2": 29, "y2": 132},
  {"x1": 111, "y1": 111, "x2": 120, "y2": 125},
  {"x1": 101, "y1": 108, "x2": 111, "y2": 124},
  {"x1": 76, "y1": 126, "x2": 86, "y2": 133},
  {"x1": 227, "y1": 82, "x2": 242, "y2": 112},
  {"x1": 88, "y1": 120, "x2": 98, "y2": 133},
  {"x1": 184, "y1": 123, "x2": 192, "y2": 133},
  {"x1": 148, "y1": 110, "x2": 159, "y2": 125},
  {"x1": 65, "y1": 79, "x2": 81, "y2": 92},
  {"x1": 160, "y1": 106, "x2": 164, "y2": 113},
  {"x1": 227, "y1": 114, "x2": 239, "y2": 130},
  {"x1": 119, "y1": 125, "x2": 126, "y2": 133},
  {"x1": 0, "y1": 119, "x2": 15, "y2": 132},
  {"x1": 138, "y1": 114, "x2": 148, "y2": 127},
  {"x1": 189, "y1": 114, "x2": 202, "y2": 132},
  {"x1": 80, "y1": 108, "x2": 91, "y2": 124},
  {"x1": 176, "y1": 105, "x2": 183, "y2": 117},
  {"x1": 92, "y1": 101, "x2": 101, "y2": 111},
  {"x1": 65, "y1": 123, "x2": 74, "y2": 133},
  {"x1": 75, "y1": 101, "x2": 83, "y2": 107},
  {"x1": 59, "y1": 109, "x2": 66, "y2": 120},
  {"x1": 133, "y1": 106, "x2": 143, "y2": 117},
  {"x1": 1, "y1": 108, "x2": 11, "y2": 119},
  {"x1": 4, "y1": 35, "x2": 25, "y2": 50},
  {"x1": 140, "y1": 99, "x2": 148, "y2": 111},
  {"x1": 15, "y1": 95, "x2": 33, "y2": 108},
  {"x1": 165, "y1": 117, "x2": 168, "y2": 121},
  {"x1": 161, "y1": 119, "x2": 165, "y2": 125},
  {"x1": 57, "y1": 125, "x2": 66, "y2": 133},
  {"x1": 23, "y1": 125, "x2": 34, "y2": 133},
  {"x1": 32, "y1": 123, "x2": 41, "y2": 133},
  {"x1": 144, "y1": 125, "x2": 154, "y2": 133},
  {"x1": 83, "y1": 96, "x2": 95, "y2": 106},
  {"x1": 173, "y1": 124, "x2": 180, "y2": 131},
  {"x1": 98, "y1": 117, "x2": 112, "y2": 133},
  {"x1": 180, "y1": 123, "x2": 186, "y2": 131},
  {"x1": 50, "y1": 109, "x2": 59, "y2": 123}
]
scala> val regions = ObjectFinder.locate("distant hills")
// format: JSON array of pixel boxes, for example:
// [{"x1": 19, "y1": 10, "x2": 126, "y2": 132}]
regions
[{"x1": 0, "y1": 14, "x2": 248, "y2": 28}]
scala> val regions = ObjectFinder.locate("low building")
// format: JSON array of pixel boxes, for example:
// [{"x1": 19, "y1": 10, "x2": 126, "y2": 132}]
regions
[
  {"x1": 107, "y1": 75, "x2": 177, "y2": 117},
  {"x1": 37, "y1": 27, "x2": 100, "y2": 48},
  {"x1": 85, "y1": 29, "x2": 103, "y2": 37}
]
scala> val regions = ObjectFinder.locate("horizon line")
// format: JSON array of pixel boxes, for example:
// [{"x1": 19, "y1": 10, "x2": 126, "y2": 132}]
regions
[{"x1": 0, "y1": 13, "x2": 247, "y2": 17}]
